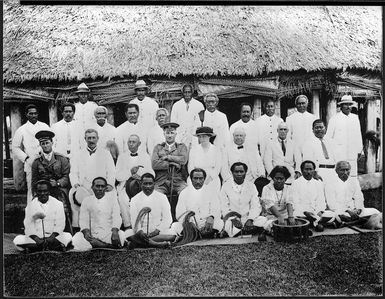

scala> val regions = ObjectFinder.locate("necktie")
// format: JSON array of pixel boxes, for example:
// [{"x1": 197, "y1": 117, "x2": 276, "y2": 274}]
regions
[
  {"x1": 88, "y1": 148, "x2": 96, "y2": 156},
  {"x1": 237, "y1": 145, "x2": 244, "y2": 149},
  {"x1": 130, "y1": 153, "x2": 138, "y2": 157},
  {"x1": 66, "y1": 122, "x2": 71, "y2": 153},
  {"x1": 281, "y1": 140, "x2": 286, "y2": 156},
  {"x1": 320, "y1": 139, "x2": 329, "y2": 159}
]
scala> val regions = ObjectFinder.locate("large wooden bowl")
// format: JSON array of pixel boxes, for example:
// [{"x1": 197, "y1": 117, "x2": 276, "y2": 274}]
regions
[{"x1": 272, "y1": 218, "x2": 310, "y2": 242}]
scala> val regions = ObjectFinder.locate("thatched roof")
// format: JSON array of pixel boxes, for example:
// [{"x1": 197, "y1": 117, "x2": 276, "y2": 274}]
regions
[{"x1": 3, "y1": 1, "x2": 382, "y2": 83}]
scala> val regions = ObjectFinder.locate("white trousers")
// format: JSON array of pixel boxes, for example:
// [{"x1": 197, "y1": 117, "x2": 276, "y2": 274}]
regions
[
  {"x1": 13, "y1": 232, "x2": 72, "y2": 251},
  {"x1": 224, "y1": 216, "x2": 269, "y2": 237},
  {"x1": 72, "y1": 230, "x2": 126, "y2": 251}
]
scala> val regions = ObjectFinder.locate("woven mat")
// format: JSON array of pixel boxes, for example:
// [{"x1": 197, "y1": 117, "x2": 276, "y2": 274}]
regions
[{"x1": 3, "y1": 227, "x2": 381, "y2": 255}]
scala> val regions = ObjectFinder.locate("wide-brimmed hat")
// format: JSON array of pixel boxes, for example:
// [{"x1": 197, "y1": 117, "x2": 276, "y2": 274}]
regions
[
  {"x1": 75, "y1": 83, "x2": 91, "y2": 93},
  {"x1": 194, "y1": 126, "x2": 216, "y2": 137},
  {"x1": 71, "y1": 186, "x2": 93, "y2": 206},
  {"x1": 134, "y1": 80, "x2": 149, "y2": 90},
  {"x1": 35, "y1": 130, "x2": 55, "y2": 141},
  {"x1": 161, "y1": 122, "x2": 179, "y2": 130},
  {"x1": 337, "y1": 95, "x2": 355, "y2": 106}
]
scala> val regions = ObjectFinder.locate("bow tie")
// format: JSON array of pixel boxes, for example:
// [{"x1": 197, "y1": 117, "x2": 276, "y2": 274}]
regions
[
  {"x1": 237, "y1": 145, "x2": 244, "y2": 149},
  {"x1": 130, "y1": 153, "x2": 138, "y2": 157}
]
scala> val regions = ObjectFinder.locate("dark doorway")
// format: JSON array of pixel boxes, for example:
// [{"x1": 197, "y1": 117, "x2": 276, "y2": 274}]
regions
[{"x1": 217, "y1": 96, "x2": 255, "y2": 126}]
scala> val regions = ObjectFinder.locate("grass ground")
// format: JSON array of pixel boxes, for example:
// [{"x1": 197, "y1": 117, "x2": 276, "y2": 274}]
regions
[{"x1": 4, "y1": 232, "x2": 382, "y2": 297}]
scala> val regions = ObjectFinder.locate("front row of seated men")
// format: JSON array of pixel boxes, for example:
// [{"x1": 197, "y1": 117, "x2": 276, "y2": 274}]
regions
[{"x1": 14, "y1": 157, "x2": 381, "y2": 252}]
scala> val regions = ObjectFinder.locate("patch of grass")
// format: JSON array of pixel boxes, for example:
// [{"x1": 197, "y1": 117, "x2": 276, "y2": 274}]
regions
[{"x1": 4, "y1": 232, "x2": 382, "y2": 296}]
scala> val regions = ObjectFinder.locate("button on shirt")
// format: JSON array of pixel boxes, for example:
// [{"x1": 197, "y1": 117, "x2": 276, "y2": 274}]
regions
[
  {"x1": 255, "y1": 114, "x2": 283, "y2": 156},
  {"x1": 291, "y1": 176, "x2": 326, "y2": 215}
]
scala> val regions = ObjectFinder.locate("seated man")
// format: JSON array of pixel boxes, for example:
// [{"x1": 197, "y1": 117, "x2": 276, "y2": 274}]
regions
[
  {"x1": 13, "y1": 180, "x2": 72, "y2": 253},
  {"x1": 125, "y1": 173, "x2": 177, "y2": 248},
  {"x1": 72, "y1": 177, "x2": 126, "y2": 251},
  {"x1": 115, "y1": 134, "x2": 154, "y2": 229},
  {"x1": 152, "y1": 122, "x2": 188, "y2": 221},
  {"x1": 31, "y1": 130, "x2": 72, "y2": 232},
  {"x1": 219, "y1": 162, "x2": 267, "y2": 240},
  {"x1": 291, "y1": 160, "x2": 327, "y2": 232},
  {"x1": 174, "y1": 168, "x2": 223, "y2": 239},
  {"x1": 324, "y1": 160, "x2": 380, "y2": 226}
]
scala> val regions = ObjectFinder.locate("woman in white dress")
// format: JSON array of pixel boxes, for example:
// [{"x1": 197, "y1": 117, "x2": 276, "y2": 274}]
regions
[{"x1": 188, "y1": 127, "x2": 222, "y2": 195}]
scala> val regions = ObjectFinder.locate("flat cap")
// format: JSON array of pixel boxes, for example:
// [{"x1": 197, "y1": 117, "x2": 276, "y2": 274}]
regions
[
  {"x1": 161, "y1": 122, "x2": 179, "y2": 130},
  {"x1": 35, "y1": 130, "x2": 55, "y2": 141}
]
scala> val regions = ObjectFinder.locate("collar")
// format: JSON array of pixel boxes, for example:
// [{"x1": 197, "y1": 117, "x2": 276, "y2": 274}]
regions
[
  {"x1": 130, "y1": 152, "x2": 139, "y2": 157},
  {"x1": 278, "y1": 138, "x2": 286, "y2": 143},
  {"x1": 231, "y1": 180, "x2": 244, "y2": 193},
  {"x1": 166, "y1": 142, "x2": 176, "y2": 148},
  {"x1": 87, "y1": 146, "x2": 97, "y2": 155},
  {"x1": 42, "y1": 151, "x2": 53, "y2": 161}
]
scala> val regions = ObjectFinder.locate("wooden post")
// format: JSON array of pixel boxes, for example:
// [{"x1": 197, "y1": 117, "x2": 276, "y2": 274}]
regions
[
  {"x1": 379, "y1": 97, "x2": 383, "y2": 172},
  {"x1": 10, "y1": 105, "x2": 26, "y2": 191},
  {"x1": 48, "y1": 100, "x2": 58, "y2": 126},
  {"x1": 106, "y1": 105, "x2": 115, "y2": 126},
  {"x1": 366, "y1": 99, "x2": 377, "y2": 173},
  {"x1": 275, "y1": 99, "x2": 281, "y2": 118},
  {"x1": 253, "y1": 98, "x2": 262, "y2": 120},
  {"x1": 312, "y1": 90, "x2": 320, "y2": 118},
  {"x1": 326, "y1": 97, "x2": 337, "y2": 126}
]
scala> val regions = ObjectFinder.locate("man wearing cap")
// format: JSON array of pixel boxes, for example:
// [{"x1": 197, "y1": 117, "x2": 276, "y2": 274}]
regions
[
  {"x1": 130, "y1": 80, "x2": 159, "y2": 136},
  {"x1": 255, "y1": 100, "x2": 284, "y2": 156},
  {"x1": 116, "y1": 134, "x2": 154, "y2": 229},
  {"x1": 230, "y1": 102, "x2": 259, "y2": 150},
  {"x1": 146, "y1": 108, "x2": 169, "y2": 156},
  {"x1": 286, "y1": 95, "x2": 317, "y2": 150},
  {"x1": 171, "y1": 84, "x2": 204, "y2": 150},
  {"x1": 13, "y1": 180, "x2": 72, "y2": 252},
  {"x1": 73, "y1": 82, "x2": 99, "y2": 132},
  {"x1": 31, "y1": 130, "x2": 71, "y2": 224},
  {"x1": 115, "y1": 103, "x2": 147, "y2": 154},
  {"x1": 152, "y1": 122, "x2": 188, "y2": 220},
  {"x1": 301, "y1": 119, "x2": 338, "y2": 185},
  {"x1": 51, "y1": 102, "x2": 76, "y2": 159},
  {"x1": 69, "y1": 128, "x2": 116, "y2": 231},
  {"x1": 72, "y1": 177, "x2": 126, "y2": 251},
  {"x1": 325, "y1": 95, "x2": 363, "y2": 176},
  {"x1": 12, "y1": 104, "x2": 50, "y2": 202}
]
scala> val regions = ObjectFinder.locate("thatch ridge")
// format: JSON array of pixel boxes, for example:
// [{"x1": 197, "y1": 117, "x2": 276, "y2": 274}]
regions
[{"x1": 3, "y1": 1, "x2": 382, "y2": 83}]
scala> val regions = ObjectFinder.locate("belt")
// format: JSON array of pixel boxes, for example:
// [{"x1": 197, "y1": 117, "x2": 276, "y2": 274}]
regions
[{"x1": 319, "y1": 164, "x2": 335, "y2": 169}]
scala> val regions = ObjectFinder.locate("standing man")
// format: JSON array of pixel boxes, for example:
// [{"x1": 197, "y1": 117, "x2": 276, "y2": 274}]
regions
[
  {"x1": 171, "y1": 84, "x2": 204, "y2": 150},
  {"x1": 130, "y1": 80, "x2": 159, "y2": 136},
  {"x1": 12, "y1": 104, "x2": 50, "y2": 202},
  {"x1": 92, "y1": 106, "x2": 117, "y2": 150},
  {"x1": 73, "y1": 82, "x2": 99, "y2": 134},
  {"x1": 115, "y1": 103, "x2": 146, "y2": 154},
  {"x1": 152, "y1": 122, "x2": 188, "y2": 220},
  {"x1": 325, "y1": 95, "x2": 363, "y2": 176},
  {"x1": 263, "y1": 122, "x2": 301, "y2": 182},
  {"x1": 230, "y1": 102, "x2": 258, "y2": 149},
  {"x1": 51, "y1": 102, "x2": 76, "y2": 158},
  {"x1": 285, "y1": 95, "x2": 316, "y2": 150},
  {"x1": 69, "y1": 128, "x2": 116, "y2": 230},
  {"x1": 255, "y1": 100, "x2": 283, "y2": 156},
  {"x1": 301, "y1": 119, "x2": 337, "y2": 185},
  {"x1": 146, "y1": 108, "x2": 169, "y2": 156}
]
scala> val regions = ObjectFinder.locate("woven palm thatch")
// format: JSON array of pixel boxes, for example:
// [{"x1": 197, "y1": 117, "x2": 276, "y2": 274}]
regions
[{"x1": 3, "y1": 1, "x2": 381, "y2": 83}]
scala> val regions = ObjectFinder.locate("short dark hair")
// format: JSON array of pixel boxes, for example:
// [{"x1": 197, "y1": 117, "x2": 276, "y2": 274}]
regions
[
  {"x1": 61, "y1": 102, "x2": 76, "y2": 113},
  {"x1": 25, "y1": 104, "x2": 38, "y2": 114},
  {"x1": 182, "y1": 84, "x2": 194, "y2": 93},
  {"x1": 269, "y1": 165, "x2": 291, "y2": 180},
  {"x1": 240, "y1": 102, "x2": 253, "y2": 111},
  {"x1": 92, "y1": 177, "x2": 107, "y2": 186},
  {"x1": 190, "y1": 168, "x2": 207, "y2": 179},
  {"x1": 312, "y1": 119, "x2": 325, "y2": 129},
  {"x1": 35, "y1": 179, "x2": 51, "y2": 190},
  {"x1": 125, "y1": 103, "x2": 139, "y2": 113},
  {"x1": 230, "y1": 162, "x2": 248, "y2": 173},
  {"x1": 300, "y1": 160, "x2": 316, "y2": 172},
  {"x1": 141, "y1": 172, "x2": 155, "y2": 182}
]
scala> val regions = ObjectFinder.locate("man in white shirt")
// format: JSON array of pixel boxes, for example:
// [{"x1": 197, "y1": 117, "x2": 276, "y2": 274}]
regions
[
  {"x1": 255, "y1": 99, "x2": 283, "y2": 156},
  {"x1": 263, "y1": 122, "x2": 301, "y2": 183},
  {"x1": 324, "y1": 161, "x2": 380, "y2": 224},
  {"x1": 92, "y1": 106, "x2": 117, "y2": 160},
  {"x1": 13, "y1": 180, "x2": 72, "y2": 252},
  {"x1": 12, "y1": 104, "x2": 50, "y2": 202},
  {"x1": 51, "y1": 102, "x2": 76, "y2": 158},
  {"x1": 219, "y1": 162, "x2": 268, "y2": 239},
  {"x1": 301, "y1": 119, "x2": 338, "y2": 185},
  {"x1": 222, "y1": 127, "x2": 265, "y2": 187},
  {"x1": 291, "y1": 160, "x2": 327, "y2": 231},
  {"x1": 325, "y1": 95, "x2": 363, "y2": 176},
  {"x1": 146, "y1": 108, "x2": 169, "y2": 156},
  {"x1": 124, "y1": 173, "x2": 176, "y2": 248},
  {"x1": 171, "y1": 84, "x2": 204, "y2": 150},
  {"x1": 115, "y1": 103, "x2": 147, "y2": 154},
  {"x1": 72, "y1": 177, "x2": 126, "y2": 251},
  {"x1": 115, "y1": 134, "x2": 154, "y2": 229},
  {"x1": 286, "y1": 95, "x2": 317, "y2": 150},
  {"x1": 174, "y1": 168, "x2": 223, "y2": 239},
  {"x1": 130, "y1": 80, "x2": 159, "y2": 136},
  {"x1": 69, "y1": 128, "x2": 116, "y2": 230}
]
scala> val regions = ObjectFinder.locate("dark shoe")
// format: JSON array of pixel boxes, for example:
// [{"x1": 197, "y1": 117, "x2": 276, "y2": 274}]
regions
[
  {"x1": 339, "y1": 214, "x2": 351, "y2": 222},
  {"x1": 258, "y1": 232, "x2": 267, "y2": 242},
  {"x1": 314, "y1": 224, "x2": 324, "y2": 232},
  {"x1": 218, "y1": 230, "x2": 229, "y2": 239},
  {"x1": 307, "y1": 229, "x2": 313, "y2": 237}
]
